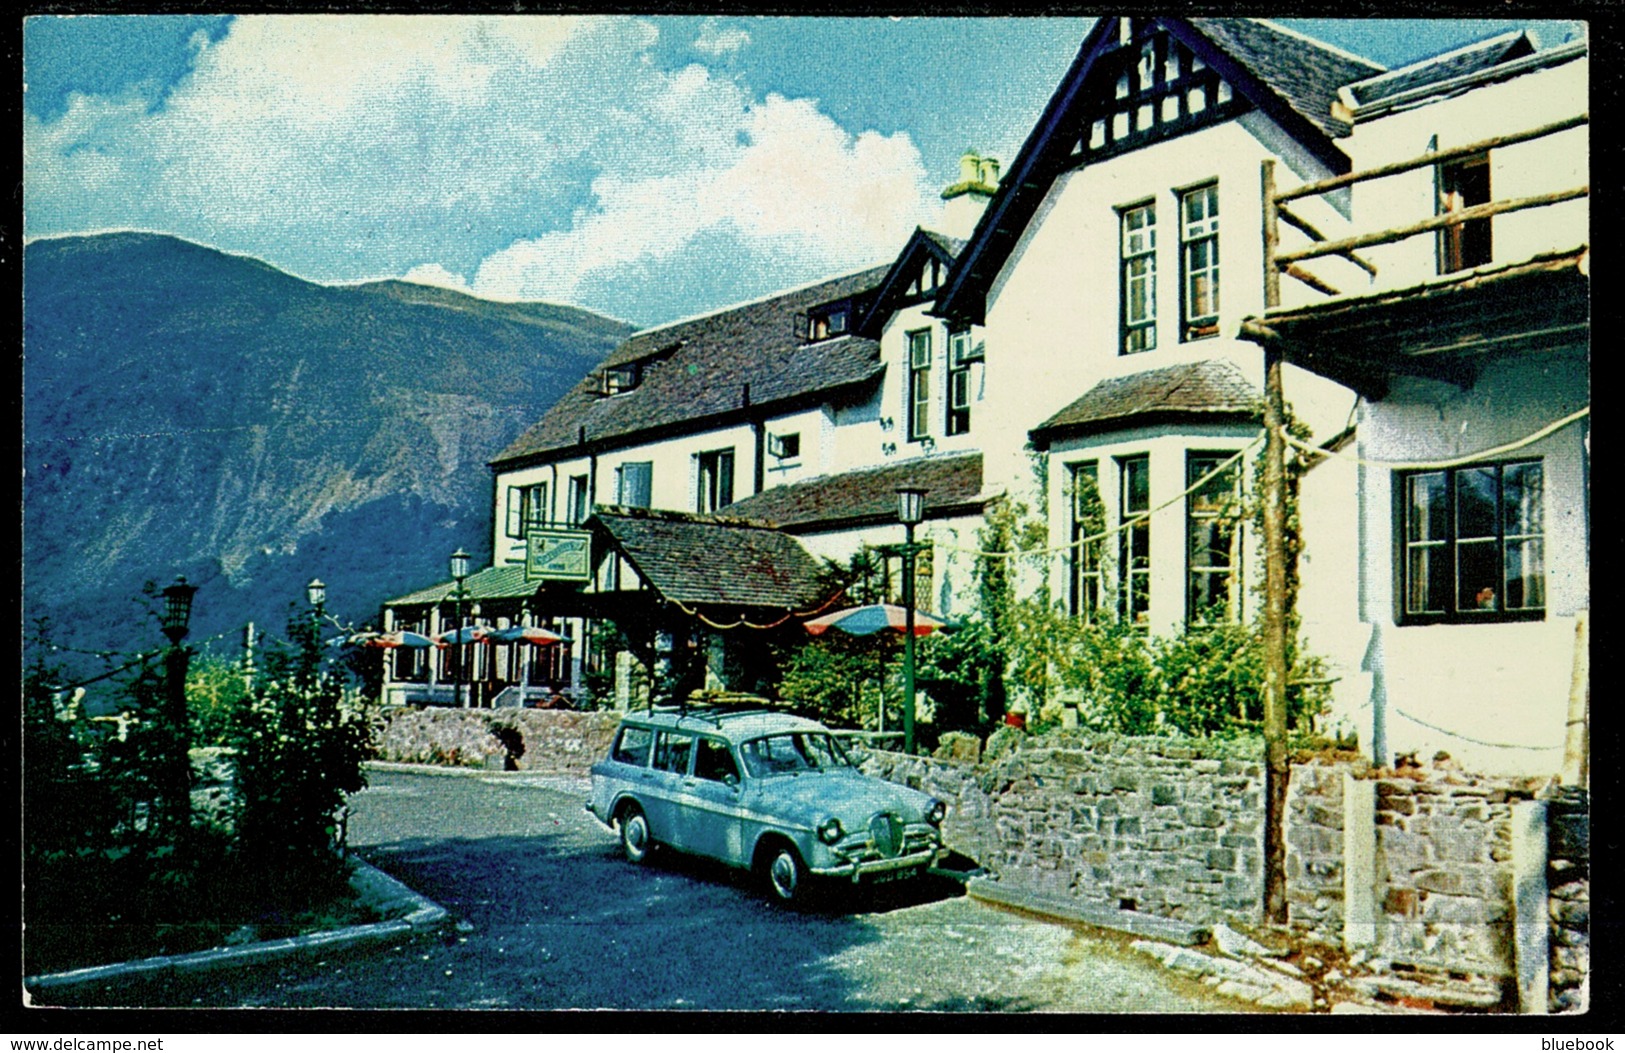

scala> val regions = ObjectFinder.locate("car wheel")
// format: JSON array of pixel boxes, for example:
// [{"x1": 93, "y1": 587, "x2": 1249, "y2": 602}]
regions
[
  {"x1": 765, "y1": 845, "x2": 805, "y2": 903},
  {"x1": 619, "y1": 804, "x2": 652, "y2": 864}
]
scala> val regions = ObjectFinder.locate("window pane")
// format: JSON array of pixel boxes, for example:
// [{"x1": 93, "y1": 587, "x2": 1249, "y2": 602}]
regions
[
  {"x1": 1455, "y1": 467, "x2": 1497, "y2": 539},
  {"x1": 1456, "y1": 538, "x2": 1499, "y2": 611},
  {"x1": 1505, "y1": 538, "x2": 1545, "y2": 610},
  {"x1": 655, "y1": 732, "x2": 694, "y2": 774},
  {"x1": 1123, "y1": 457, "x2": 1150, "y2": 512},
  {"x1": 1407, "y1": 545, "x2": 1449, "y2": 614},
  {"x1": 1503, "y1": 462, "x2": 1543, "y2": 536},
  {"x1": 1407, "y1": 473, "x2": 1448, "y2": 542}
]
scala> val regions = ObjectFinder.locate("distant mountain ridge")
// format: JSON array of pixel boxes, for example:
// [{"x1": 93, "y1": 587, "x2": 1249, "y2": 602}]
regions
[{"x1": 23, "y1": 232, "x2": 631, "y2": 667}]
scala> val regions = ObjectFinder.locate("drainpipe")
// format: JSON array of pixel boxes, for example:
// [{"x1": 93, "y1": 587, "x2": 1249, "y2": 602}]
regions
[{"x1": 746, "y1": 383, "x2": 765, "y2": 497}]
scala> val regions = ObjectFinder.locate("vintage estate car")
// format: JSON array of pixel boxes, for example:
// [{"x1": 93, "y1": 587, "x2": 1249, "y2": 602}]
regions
[{"x1": 586, "y1": 707, "x2": 945, "y2": 902}]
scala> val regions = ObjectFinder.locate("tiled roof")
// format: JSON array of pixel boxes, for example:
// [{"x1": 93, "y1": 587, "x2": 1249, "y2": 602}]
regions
[
  {"x1": 590, "y1": 507, "x2": 834, "y2": 610},
  {"x1": 386, "y1": 563, "x2": 538, "y2": 607},
  {"x1": 1342, "y1": 31, "x2": 1533, "y2": 109},
  {"x1": 494, "y1": 267, "x2": 890, "y2": 465},
  {"x1": 1190, "y1": 18, "x2": 1384, "y2": 138},
  {"x1": 721, "y1": 452, "x2": 986, "y2": 531},
  {"x1": 1031, "y1": 360, "x2": 1259, "y2": 444}
]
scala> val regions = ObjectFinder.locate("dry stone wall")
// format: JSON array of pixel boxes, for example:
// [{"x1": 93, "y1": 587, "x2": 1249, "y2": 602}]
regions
[
  {"x1": 862, "y1": 731, "x2": 1267, "y2": 925},
  {"x1": 375, "y1": 707, "x2": 618, "y2": 773}
]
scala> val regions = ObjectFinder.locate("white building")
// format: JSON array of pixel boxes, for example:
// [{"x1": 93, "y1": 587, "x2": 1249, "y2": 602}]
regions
[{"x1": 377, "y1": 19, "x2": 1588, "y2": 775}]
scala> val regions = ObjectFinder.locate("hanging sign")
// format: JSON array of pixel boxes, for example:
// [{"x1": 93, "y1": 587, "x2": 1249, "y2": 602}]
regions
[{"x1": 525, "y1": 527, "x2": 593, "y2": 582}]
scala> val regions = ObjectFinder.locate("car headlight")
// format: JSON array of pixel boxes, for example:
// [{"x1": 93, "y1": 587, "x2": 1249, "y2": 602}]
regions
[
  {"x1": 817, "y1": 817, "x2": 844, "y2": 844},
  {"x1": 926, "y1": 800, "x2": 947, "y2": 826}
]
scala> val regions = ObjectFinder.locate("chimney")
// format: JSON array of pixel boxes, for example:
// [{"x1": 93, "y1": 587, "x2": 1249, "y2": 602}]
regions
[{"x1": 940, "y1": 149, "x2": 1000, "y2": 241}]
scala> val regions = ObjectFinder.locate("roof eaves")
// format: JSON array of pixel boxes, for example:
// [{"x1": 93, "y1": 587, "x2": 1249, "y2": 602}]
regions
[{"x1": 1346, "y1": 38, "x2": 1586, "y2": 123}]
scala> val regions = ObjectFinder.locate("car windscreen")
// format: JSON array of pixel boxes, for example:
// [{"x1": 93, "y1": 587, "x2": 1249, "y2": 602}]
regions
[{"x1": 739, "y1": 733, "x2": 853, "y2": 777}]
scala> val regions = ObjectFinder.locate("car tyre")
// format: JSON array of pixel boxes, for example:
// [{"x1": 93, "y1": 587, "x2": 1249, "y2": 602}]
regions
[
  {"x1": 765, "y1": 844, "x2": 806, "y2": 904},
  {"x1": 619, "y1": 804, "x2": 653, "y2": 865}
]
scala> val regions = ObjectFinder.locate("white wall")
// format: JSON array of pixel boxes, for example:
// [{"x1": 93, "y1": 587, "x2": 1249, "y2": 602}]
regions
[{"x1": 1343, "y1": 57, "x2": 1589, "y2": 293}]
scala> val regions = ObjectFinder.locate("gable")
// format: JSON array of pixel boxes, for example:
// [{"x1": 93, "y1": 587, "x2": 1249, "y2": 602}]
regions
[
  {"x1": 855, "y1": 228, "x2": 963, "y2": 338},
  {"x1": 937, "y1": 16, "x2": 1377, "y2": 327}
]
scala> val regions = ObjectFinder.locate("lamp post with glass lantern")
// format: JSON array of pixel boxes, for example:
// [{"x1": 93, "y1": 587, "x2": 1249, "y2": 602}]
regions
[
  {"x1": 450, "y1": 549, "x2": 470, "y2": 708},
  {"x1": 896, "y1": 486, "x2": 927, "y2": 756},
  {"x1": 159, "y1": 575, "x2": 198, "y2": 833}
]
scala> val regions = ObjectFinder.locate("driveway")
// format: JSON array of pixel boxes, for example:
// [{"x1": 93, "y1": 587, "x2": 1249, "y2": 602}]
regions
[{"x1": 45, "y1": 768, "x2": 1252, "y2": 1012}]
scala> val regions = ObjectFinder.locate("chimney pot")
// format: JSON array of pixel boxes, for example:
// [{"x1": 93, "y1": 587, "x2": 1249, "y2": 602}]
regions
[{"x1": 960, "y1": 151, "x2": 981, "y2": 185}]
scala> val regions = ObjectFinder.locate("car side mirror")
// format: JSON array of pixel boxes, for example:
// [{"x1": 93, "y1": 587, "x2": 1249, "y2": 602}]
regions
[{"x1": 723, "y1": 773, "x2": 739, "y2": 789}]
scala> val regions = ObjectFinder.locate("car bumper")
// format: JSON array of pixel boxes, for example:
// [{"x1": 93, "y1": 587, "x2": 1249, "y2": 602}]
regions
[{"x1": 811, "y1": 845, "x2": 942, "y2": 881}]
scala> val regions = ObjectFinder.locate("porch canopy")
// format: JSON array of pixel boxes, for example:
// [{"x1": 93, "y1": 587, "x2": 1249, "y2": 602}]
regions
[
  {"x1": 385, "y1": 564, "x2": 540, "y2": 608},
  {"x1": 1240, "y1": 248, "x2": 1589, "y2": 399},
  {"x1": 586, "y1": 506, "x2": 838, "y2": 621}
]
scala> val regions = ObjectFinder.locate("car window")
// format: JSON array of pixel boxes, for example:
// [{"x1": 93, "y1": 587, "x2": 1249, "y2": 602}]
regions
[
  {"x1": 693, "y1": 737, "x2": 740, "y2": 784},
  {"x1": 654, "y1": 731, "x2": 694, "y2": 775},
  {"x1": 740, "y1": 733, "x2": 852, "y2": 777},
  {"x1": 612, "y1": 725, "x2": 653, "y2": 767}
]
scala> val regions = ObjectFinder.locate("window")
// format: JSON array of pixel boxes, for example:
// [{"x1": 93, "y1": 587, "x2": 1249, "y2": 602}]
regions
[
  {"x1": 505, "y1": 483, "x2": 547, "y2": 539},
  {"x1": 694, "y1": 737, "x2": 739, "y2": 784},
  {"x1": 1118, "y1": 455, "x2": 1151, "y2": 623},
  {"x1": 612, "y1": 725, "x2": 653, "y2": 767},
  {"x1": 1399, "y1": 460, "x2": 1544, "y2": 622},
  {"x1": 696, "y1": 449, "x2": 735, "y2": 513},
  {"x1": 808, "y1": 305, "x2": 849, "y2": 341},
  {"x1": 1180, "y1": 183, "x2": 1220, "y2": 340},
  {"x1": 907, "y1": 329, "x2": 932, "y2": 440},
  {"x1": 1186, "y1": 452, "x2": 1242, "y2": 624},
  {"x1": 946, "y1": 330, "x2": 978, "y2": 436},
  {"x1": 567, "y1": 474, "x2": 590, "y2": 525},
  {"x1": 1068, "y1": 462, "x2": 1103, "y2": 620},
  {"x1": 1438, "y1": 153, "x2": 1492, "y2": 273},
  {"x1": 653, "y1": 731, "x2": 694, "y2": 775},
  {"x1": 616, "y1": 462, "x2": 652, "y2": 508},
  {"x1": 768, "y1": 432, "x2": 800, "y2": 460},
  {"x1": 1120, "y1": 203, "x2": 1157, "y2": 354},
  {"x1": 603, "y1": 364, "x2": 641, "y2": 395},
  {"x1": 875, "y1": 544, "x2": 934, "y2": 612}
]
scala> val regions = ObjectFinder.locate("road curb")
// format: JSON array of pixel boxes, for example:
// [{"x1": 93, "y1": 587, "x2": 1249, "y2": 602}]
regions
[
  {"x1": 966, "y1": 876, "x2": 1210, "y2": 946},
  {"x1": 24, "y1": 858, "x2": 449, "y2": 996}
]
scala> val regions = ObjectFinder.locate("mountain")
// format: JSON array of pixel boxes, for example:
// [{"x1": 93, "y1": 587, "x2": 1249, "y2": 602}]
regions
[{"x1": 23, "y1": 233, "x2": 632, "y2": 669}]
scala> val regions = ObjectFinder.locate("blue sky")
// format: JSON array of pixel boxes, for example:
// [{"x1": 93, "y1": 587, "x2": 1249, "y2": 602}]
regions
[{"x1": 24, "y1": 16, "x2": 1586, "y2": 328}]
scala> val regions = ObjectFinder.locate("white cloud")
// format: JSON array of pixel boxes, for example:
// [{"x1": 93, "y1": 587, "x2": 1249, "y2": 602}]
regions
[
  {"x1": 694, "y1": 19, "x2": 750, "y2": 57},
  {"x1": 25, "y1": 14, "x2": 941, "y2": 322}
]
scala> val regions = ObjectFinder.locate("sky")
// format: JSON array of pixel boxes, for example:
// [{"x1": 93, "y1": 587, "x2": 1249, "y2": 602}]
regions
[{"x1": 23, "y1": 15, "x2": 1588, "y2": 329}]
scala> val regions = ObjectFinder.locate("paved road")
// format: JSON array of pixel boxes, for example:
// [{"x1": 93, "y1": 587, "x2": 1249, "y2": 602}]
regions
[{"x1": 49, "y1": 769, "x2": 1248, "y2": 1012}]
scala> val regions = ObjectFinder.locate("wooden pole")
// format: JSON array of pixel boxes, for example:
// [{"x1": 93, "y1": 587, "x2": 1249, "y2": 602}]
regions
[{"x1": 1260, "y1": 159, "x2": 1290, "y2": 925}]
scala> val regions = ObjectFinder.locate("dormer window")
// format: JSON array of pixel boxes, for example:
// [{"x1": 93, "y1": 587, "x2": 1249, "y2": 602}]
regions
[
  {"x1": 807, "y1": 303, "x2": 850, "y2": 342},
  {"x1": 603, "y1": 364, "x2": 641, "y2": 395}
]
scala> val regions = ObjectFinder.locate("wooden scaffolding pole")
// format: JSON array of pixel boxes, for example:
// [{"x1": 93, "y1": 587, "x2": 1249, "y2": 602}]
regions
[{"x1": 1260, "y1": 160, "x2": 1290, "y2": 925}]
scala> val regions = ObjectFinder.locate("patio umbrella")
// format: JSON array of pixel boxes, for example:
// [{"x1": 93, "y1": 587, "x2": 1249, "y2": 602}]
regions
[
  {"x1": 486, "y1": 625, "x2": 572, "y2": 646},
  {"x1": 438, "y1": 625, "x2": 494, "y2": 646},
  {"x1": 356, "y1": 630, "x2": 443, "y2": 649},
  {"x1": 804, "y1": 603, "x2": 954, "y2": 637}
]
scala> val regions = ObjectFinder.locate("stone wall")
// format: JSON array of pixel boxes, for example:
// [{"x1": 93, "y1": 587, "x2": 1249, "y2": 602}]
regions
[
  {"x1": 375, "y1": 707, "x2": 618, "y2": 774},
  {"x1": 863, "y1": 730, "x2": 1266, "y2": 925}
]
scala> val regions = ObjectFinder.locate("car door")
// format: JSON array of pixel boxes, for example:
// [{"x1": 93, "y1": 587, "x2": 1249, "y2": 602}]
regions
[
  {"x1": 645, "y1": 729, "x2": 694, "y2": 843},
  {"x1": 674, "y1": 736, "x2": 745, "y2": 864}
]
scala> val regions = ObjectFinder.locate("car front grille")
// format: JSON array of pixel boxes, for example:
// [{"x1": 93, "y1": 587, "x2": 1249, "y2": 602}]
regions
[{"x1": 836, "y1": 815, "x2": 936, "y2": 864}]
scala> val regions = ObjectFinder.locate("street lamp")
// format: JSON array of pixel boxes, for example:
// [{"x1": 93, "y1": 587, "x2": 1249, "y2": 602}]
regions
[
  {"x1": 896, "y1": 486, "x2": 927, "y2": 755},
  {"x1": 306, "y1": 578, "x2": 327, "y2": 613},
  {"x1": 158, "y1": 576, "x2": 198, "y2": 833},
  {"x1": 450, "y1": 549, "x2": 470, "y2": 708}
]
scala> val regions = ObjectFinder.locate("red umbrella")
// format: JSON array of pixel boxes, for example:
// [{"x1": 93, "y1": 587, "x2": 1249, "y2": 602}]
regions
[
  {"x1": 439, "y1": 625, "x2": 494, "y2": 646},
  {"x1": 804, "y1": 603, "x2": 953, "y2": 637}
]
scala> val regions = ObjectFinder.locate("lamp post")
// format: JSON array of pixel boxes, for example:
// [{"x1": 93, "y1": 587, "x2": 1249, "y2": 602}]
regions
[
  {"x1": 159, "y1": 575, "x2": 197, "y2": 834},
  {"x1": 896, "y1": 486, "x2": 927, "y2": 756},
  {"x1": 306, "y1": 578, "x2": 327, "y2": 617},
  {"x1": 450, "y1": 548, "x2": 470, "y2": 708}
]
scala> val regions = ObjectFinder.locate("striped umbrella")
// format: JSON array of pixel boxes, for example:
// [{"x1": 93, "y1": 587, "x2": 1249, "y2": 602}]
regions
[
  {"x1": 804, "y1": 603, "x2": 954, "y2": 637},
  {"x1": 355, "y1": 630, "x2": 443, "y2": 649},
  {"x1": 486, "y1": 625, "x2": 572, "y2": 646},
  {"x1": 438, "y1": 625, "x2": 494, "y2": 646}
]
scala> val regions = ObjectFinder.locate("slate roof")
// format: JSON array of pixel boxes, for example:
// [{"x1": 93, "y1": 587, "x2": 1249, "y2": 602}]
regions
[
  {"x1": 494, "y1": 267, "x2": 890, "y2": 466},
  {"x1": 1341, "y1": 31, "x2": 1533, "y2": 109},
  {"x1": 589, "y1": 507, "x2": 834, "y2": 610},
  {"x1": 386, "y1": 564, "x2": 539, "y2": 607},
  {"x1": 1190, "y1": 19, "x2": 1383, "y2": 138},
  {"x1": 1030, "y1": 360, "x2": 1259, "y2": 446},
  {"x1": 721, "y1": 452, "x2": 986, "y2": 531}
]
